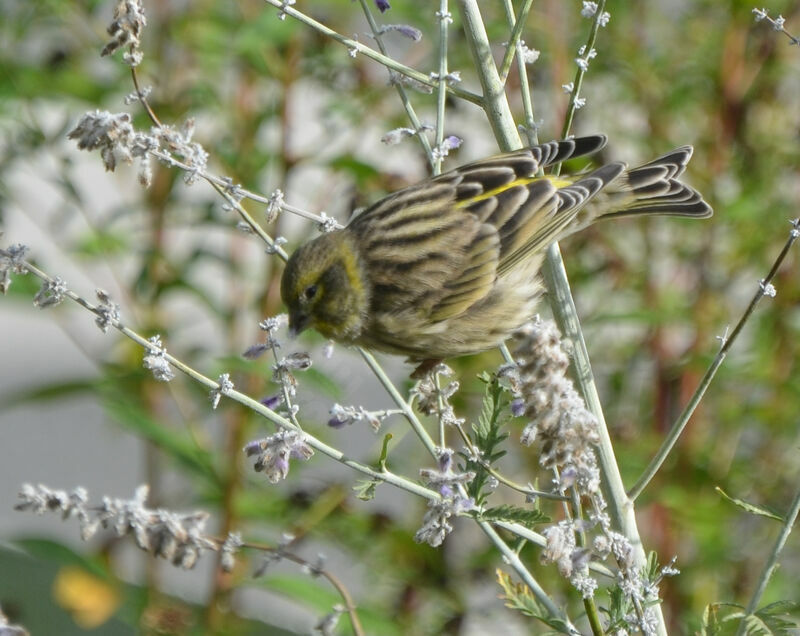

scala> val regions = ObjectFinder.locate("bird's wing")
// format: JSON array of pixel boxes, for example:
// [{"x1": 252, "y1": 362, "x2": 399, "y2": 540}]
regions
[
  {"x1": 442, "y1": 140, "x2": 624, "y2": 276},
  {"x1": 349, "y1": 136, "x2": 614, "y2": 321},
  {"x1": 350, "y1": 190, "x2": 495, "y2": 318}
]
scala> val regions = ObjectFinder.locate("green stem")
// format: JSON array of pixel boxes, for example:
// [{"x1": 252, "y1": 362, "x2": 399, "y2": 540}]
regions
[
  {"x1": 358, "y1": 349, "x2": 438, "y2": 457},
  {"x1": 261, "y1": 0, "x2": 482, "y2": 106},
  {"x1": 434, "y1": 0, "x2": 451, "y2": 175},
  {"x1": 499, "y1": 0, "x2": 538, "y2": 146},
  {"x1": 557, "y1": 0, "x2": 606, "y2": 144},
  {"x1": 239, "y1": 539, "x2": 365, "y2": 636},
  {"x1": 736, "y1": 485, "x2": 800, "y2": 635},
  {"x1": 357, "y1": 0, "x2": 435, "y2": 167},
  {"x1": 455, "y1": 0, "x2": 521, "y2": 151},
  {"x1": 498, "y1": 0, "x2": 534, "y2": 84},
  {"x1": 480, "y1": 522, "x2": 580, "y2": 634},
  {"x1": 629, "y1": 221, "x2": 800, "y2": 501}
]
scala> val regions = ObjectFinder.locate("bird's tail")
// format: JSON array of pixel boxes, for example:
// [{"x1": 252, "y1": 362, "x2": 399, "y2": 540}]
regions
[{"x1": 598, "y1": 146, "x2": 712, "y2": 219}]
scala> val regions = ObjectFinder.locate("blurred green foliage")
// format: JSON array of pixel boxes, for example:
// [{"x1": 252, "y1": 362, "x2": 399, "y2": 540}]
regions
[{"x1": 2, "y1": 0, "x2": 800, "y2": 634}]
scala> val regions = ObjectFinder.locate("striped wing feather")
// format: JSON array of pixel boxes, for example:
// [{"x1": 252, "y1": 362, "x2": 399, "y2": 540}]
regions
[{"x1": 349, "y1": 136, "x2": 612, "y2": 322}]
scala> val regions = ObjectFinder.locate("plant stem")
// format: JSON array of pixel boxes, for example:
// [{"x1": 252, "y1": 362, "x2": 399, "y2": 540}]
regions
[
  {"x1": 736, "y1": 485, "x2": 800, "y2": 635},
  {"x1": 260, "y1": 0, "x2": 482, "y2": 105},
  {"x1": 455, "y1": 0, "x2": 520, "y2": 151},
  {"x1": 629, "y1": 220, "x2": 800, "y2": 501},
  {"x1": 498, "y1": 0, "x2": 534, "y2": 84},
  {"x1": 434, "y1": 0, "x2": 451, "y2": 175},
  {"x1": 557, "y1": 0, "x2": 606, "y2": 143},
  {"x1": 480, "y1": 522, "x2": 581, "y2": 634},
  {"x1": 357, "y1": 0, "x2": 435, "y2": 167}
]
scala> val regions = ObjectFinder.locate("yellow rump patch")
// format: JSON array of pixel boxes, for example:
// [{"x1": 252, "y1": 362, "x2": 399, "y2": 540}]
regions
[{"x1": 456, "y1": 175, "x2": 574, "y2": 207}]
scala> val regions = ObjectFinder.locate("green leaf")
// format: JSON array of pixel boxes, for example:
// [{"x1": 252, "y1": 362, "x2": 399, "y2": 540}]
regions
[
  {"x1": 697, "y1": 601, "x2": 800, "y2": 636},
  {"x1": 716, "y1": 487, "x2": 783, "y2": 522},
  {"x1": 495, "y1": 570, "x2": 573, "y2": 633},
  {"x1": 462, "y1": 373, "x2": 510, "y2": 504},
  {"x1": 353, "y1": 478, "x2": 380, "y2": 502},
  {"x1": 13, "y1": 538, "x2": 109, "y2": 580},
  {"x1": 754, "y1": 601, "x2": 800, "y2": 634},
  {"x1": 0, "y1": 378, "x2": 98, "y2": 407},
  {"x1": 479, "y1": 505, "x2": 548, "y2": 528},
  {"x1": 601, "y1": 587, "x2": 638, "y2": 632}
]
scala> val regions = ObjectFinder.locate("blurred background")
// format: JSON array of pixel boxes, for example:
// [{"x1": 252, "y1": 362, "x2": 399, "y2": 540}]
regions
[{"x1": 1, "y1": 0, "x2": 799, "y2": 633}]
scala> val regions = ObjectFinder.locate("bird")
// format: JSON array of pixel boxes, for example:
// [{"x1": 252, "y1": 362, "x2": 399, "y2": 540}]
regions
[{"x1": 280, "y1": 135, "x2": 711, "y2": 373}]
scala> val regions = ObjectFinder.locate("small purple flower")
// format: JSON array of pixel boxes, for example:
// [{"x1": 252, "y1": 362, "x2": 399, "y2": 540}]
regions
[
  {"x1": 378, "y1": 24, "x2": 421, "y2": 41},
  {"x1": 244, "y1": 430, "x2": 314, "y2": 483},
  {"x1": 260, "y1": 394, "x2": 283, "y2": 410},
  {"x1": 420, "y1": 448, "x2": 475, "y2": 498},
  {"x1": 374, "y1": 0, "x2": 390, "y2": 12},
  {"x1": 243, "y1": 343, "x2": 270, "y2": 360}
]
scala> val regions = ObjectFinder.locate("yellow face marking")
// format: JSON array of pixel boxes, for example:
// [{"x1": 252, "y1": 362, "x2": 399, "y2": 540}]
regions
[{"x1": 337, "y1": 235, "x2": 365, "y2": 301}]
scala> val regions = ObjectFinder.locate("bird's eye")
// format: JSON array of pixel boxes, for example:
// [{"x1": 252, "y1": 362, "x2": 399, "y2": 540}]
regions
[{"x1": 303, "y1": 284, "x2": 318, "y2": 300}]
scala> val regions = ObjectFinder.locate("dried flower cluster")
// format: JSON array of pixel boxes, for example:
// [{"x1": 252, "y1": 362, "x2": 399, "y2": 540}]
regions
[
  {"x1": 0, "y1": 243, "x2": 29, "y2": 294},
  {"x1": 411, "y1": 364, "x2": 464, "y2": 427},
  {"x1": 510, "y1": 321, "x2": 681, "y2": 621},
  {"x1": 210, "y1": 373, "x2": 234, "y2": 410},
  {"x1": 16, "y1": 484, "x2": 216, "y2": 569},
  {"x1": 143, "y1": 334, "x2": 175, "y2": 382},
  {"x1": 101, "y1": 0, "x2": 147, "y2": 66},
  {"x1": 94, "y1": 289, "x2": 121, "y2": 333},
  {"x1": 220, "y1": 532, "x2": 243, "y2": 573},
  {"x1": 512, "y1": 320, "x2": 600, "y2": 494},
  {"x1": 541, "y1": 521, "x2": 596, "y2": 598},
  {"x1": 328, "y1": 404, "x2": 393, "y2": 430},
  {"x1": 68, "y1": 111, "x2": 208, "y2": 187},
  {"x1": 33, "y1": 276, "x2": 67, "y2": 309}
]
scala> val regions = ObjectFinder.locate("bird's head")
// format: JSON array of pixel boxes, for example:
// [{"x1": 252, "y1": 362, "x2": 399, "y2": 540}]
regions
[{"x1": 280, "y1": 231, "x2": 369, "y2": 343}]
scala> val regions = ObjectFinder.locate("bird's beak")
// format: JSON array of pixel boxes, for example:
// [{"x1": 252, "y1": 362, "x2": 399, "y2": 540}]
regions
[{"x1": 288, "y1": 311, "x2": 309, "y2": 338}]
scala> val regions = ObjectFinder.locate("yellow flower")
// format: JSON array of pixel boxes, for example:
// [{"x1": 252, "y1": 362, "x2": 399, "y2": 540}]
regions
[
  {"x1": 53, "y1": 566, "x2": 120, "y2": 629},
  {"x1": 281, "y1": 135, "x2": 711, "y2": 366}
]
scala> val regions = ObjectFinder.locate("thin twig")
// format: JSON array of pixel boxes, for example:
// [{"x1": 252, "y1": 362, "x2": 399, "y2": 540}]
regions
[
  {"x1": 131, "y1": 67, "x2": 161, "y2": 127},
  {"x1": 356, "y1": 0, "x2": 435, "y2": 166},
  {"x1": 629, "y1": 219, "x2": 800, "y2": 501},
  {"x1": 735, "y1": 484, "x2": 800, "y2": 635},
  {"x1": 237, "y1": 538, "x2": 366, "y2": 636},
  {"x1": 260, "y1": 0, "x2": 482, "y2": 105},
  {"x1": 498, "y1": 0, "x2": 534, "y2": 84},
  {"x1": 557, "y1": 0, "x2": 607, "y2": 146},
  {"x1": 434, "y1": 0, "x2": 451, "y2": 175},
  {"x1": 1, "y1": 251, "x2": 444, "y2": 503}
]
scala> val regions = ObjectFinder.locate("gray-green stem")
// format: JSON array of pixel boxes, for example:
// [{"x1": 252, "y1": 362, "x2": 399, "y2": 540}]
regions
[
  {"x1": 736, "y1": 484, "x2": 800, "y2": 635},
  {"x1": 498, "y1": 0, "x2": 534, "y2": 84},
  {"x1": 629, "y1": 220, "x2": 800, "y2": 501},
  {"x1": 260, "y1": 0, "x2": 482, "y2": 105},
  {"x1": 357, "y1": 0, "x2": 435, "y2": 166}
]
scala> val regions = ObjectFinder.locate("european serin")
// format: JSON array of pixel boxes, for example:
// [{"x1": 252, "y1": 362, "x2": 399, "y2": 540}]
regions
[{"x1": 280, "y1": 135, "x2": 711, "y2": 368}]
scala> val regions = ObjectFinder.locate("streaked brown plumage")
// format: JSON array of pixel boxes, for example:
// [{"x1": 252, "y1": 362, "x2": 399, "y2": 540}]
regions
[{"x1": 280, "y1": 135, "x2": 712, "y2": 364}]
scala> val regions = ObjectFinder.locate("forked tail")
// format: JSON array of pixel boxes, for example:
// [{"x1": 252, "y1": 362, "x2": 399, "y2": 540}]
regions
[{"x1": 600, "y1": 146, "x2": 712, "y2": 219}]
